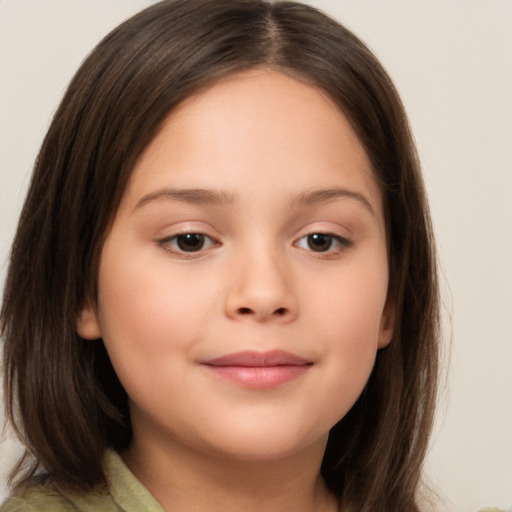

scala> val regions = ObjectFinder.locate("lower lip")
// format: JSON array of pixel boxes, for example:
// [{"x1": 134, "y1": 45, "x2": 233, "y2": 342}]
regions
[{"x1": 202, "y1": 365, "x2": 311, "y2": 389}]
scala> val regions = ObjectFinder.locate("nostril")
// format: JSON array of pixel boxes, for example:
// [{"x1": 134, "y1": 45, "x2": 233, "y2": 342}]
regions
[{"x1": 236, "y1": 307, "x2": 288, "y2": 316}]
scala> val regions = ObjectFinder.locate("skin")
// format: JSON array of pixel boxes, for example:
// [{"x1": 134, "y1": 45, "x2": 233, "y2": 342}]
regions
[{"x1": 78, "y1": 69, "x2": 394, "y2": 512}]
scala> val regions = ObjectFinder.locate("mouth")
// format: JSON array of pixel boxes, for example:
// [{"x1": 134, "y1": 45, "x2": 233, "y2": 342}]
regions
[{"x1": 200, "y1": 350, "x2": 313, "y2": 389}]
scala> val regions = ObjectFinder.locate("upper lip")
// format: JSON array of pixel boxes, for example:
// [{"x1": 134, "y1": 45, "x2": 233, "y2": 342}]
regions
[{"x1": 201, "y1": 350, "x2": 312, "y2": 367}]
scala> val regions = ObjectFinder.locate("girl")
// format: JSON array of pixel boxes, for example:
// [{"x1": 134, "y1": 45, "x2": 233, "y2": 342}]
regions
[{"x1": 1, "y1": 0, "x2": 440, "y2": 510}]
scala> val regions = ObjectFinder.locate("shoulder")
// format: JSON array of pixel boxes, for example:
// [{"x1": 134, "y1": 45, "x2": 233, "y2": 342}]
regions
[
  {"x1": 1, "y1": 451, "x2": 161, "y2": 512},
  {"x1": 0, "y1": 485, "x2": 78, "y2": 512},
  {"x1": 0, "y1": 484, "x2": 119, "y2": 512}
]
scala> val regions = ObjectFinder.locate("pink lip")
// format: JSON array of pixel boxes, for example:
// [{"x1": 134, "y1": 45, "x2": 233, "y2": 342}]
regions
[{"x1": 200, "y1": 350, "x2": 312, "y2": 389}]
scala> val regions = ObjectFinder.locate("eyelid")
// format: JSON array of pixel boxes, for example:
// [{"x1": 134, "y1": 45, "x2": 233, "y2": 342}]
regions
[
  {"x1": 293, "y1": 225, "x2": 353, "y2": 257},
  {"x1": 157, "y1": 227, "x2": 221, "y2": 257},
  {"x1": 295, "y1": 232, "x2": 351, "y2": 248}
]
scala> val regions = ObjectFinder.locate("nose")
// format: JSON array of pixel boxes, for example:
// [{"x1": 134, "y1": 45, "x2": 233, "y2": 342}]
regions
[{"x1": 224, "y1": 247, "x2": 298, "y2": 323}]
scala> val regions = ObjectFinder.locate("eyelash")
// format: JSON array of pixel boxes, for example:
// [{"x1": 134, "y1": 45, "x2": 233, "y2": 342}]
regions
[
  {"x1": 294, "y1": 233, "x2": 352, "y2": 255},
  {"x1": 158, "y1": 232, "x2": 218, "y2": 256},
  {"x1": 157, "y1": 231, "x2": 352, "y2": 257}
]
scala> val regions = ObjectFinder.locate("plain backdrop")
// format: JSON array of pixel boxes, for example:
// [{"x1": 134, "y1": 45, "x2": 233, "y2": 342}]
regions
[{"x1": 1, "y1": 1, "x2": 511, "y2": 511}]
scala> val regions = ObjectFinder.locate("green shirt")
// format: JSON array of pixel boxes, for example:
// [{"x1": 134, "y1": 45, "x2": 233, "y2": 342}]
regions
[
  {"x1": 0, "y1": 451, "x2": 164, "y2": 512},
  {"x1": 2, "y1": 454, "x2": 508, "y2": 512}
]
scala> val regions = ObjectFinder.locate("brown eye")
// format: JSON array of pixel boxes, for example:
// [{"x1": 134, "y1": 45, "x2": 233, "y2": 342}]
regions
[
  {"x1": 176, "y1": 233, "x2": 205, "y2": 252},
  {"x1": 159, "y1": 232, "x2": 218, "y2": 256},
  {"x1": 308, "y1": 233, "x2": 333, "y2": 252},
  {"x1": 307, "y1": 233, "x2": 333, "y2": 252},
  {"x1": 295, "y1": 232, "x2": 352, "y2": 254}
]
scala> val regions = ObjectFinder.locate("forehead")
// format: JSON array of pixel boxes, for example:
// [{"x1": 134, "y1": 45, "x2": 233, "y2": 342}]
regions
[{"x1": 124, "y1": 69, "x2": 382, "y2": 212}]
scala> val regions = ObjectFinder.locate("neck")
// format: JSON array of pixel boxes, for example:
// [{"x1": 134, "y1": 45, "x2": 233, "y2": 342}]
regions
[{"x1": 122, "y1": 434, "x2": 338, "y2": 512}]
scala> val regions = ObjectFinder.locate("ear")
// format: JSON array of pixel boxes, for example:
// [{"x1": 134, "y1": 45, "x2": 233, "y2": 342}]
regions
[
  {"x1": 378, "y1": 296, "x2": 395, "y2": 349},
  {"x1": 76, "y1": 299, "x2": 102, "y2": 340}
]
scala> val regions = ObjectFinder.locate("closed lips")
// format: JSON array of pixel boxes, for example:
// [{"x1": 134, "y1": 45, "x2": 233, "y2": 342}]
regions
[
  {"x1": 200, "y1": 350, "x2": 313, "y2": 389},
  {"x1": 201, "y1": 349, "x2": 312, "y2": 367}
]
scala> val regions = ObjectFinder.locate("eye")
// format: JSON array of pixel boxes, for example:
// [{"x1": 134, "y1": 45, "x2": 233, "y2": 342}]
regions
[
  {"x1": 160, "y1": 233, "x2": 217, "y2": 253},
  {"x1": 295, "y1": 233, "x2": 351, "y2": 253}
]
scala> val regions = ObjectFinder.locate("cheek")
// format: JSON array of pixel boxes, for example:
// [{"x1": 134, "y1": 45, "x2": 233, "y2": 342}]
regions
[
  {"x1": 320, "y1": 298, "x2": 381, "y2": 382},
  {"x1": 311, "y1": 257, "x2": 389, "y2": 342},
  {"x1": 95, "y1": 242, "x2": 218, "y2": 366},
  {"x1": 304, "y1": 257, "x2": 389, "y2": 400},
  {"x1": 94, "y1": 250, "x2": 220, "y2": 416}
]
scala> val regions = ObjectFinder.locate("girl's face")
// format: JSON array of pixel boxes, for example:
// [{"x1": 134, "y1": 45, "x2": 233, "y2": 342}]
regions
[{"x1": 78, "y1": 70, "x2": 393, "y2": 462}]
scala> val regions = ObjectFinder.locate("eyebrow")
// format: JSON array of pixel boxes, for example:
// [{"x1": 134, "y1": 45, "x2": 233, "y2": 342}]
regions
[
  {"x1": 134, "y1": 186, "x2": 376, "y2": 216},
  {"x1": 290, "y1": 187, "x2": 377, "y2": 217},
  {"x1": 135, "y1": 188, "x2": 236, "y2": 210}
]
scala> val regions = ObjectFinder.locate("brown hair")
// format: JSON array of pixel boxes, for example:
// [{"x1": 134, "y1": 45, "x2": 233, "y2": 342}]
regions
[{"x1": 1, "y1": 0, "x2": 440, "y2": 509}]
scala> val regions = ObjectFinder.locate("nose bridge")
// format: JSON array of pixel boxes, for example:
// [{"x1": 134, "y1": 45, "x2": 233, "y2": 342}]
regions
[{"x1": 225, "y1": 236, "x2": 297, "y2": 322}]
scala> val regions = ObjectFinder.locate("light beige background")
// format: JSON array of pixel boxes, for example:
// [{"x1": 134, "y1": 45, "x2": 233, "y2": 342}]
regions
[{"x1": 1, "y1": 1, "x2": 511, "y2": 511}]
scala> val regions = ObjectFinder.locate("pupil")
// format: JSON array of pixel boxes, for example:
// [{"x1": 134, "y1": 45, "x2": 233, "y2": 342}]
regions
[
  {"x1": 177, "y1": 233, "x2": 204, "y2": 252},
  {"x1": 308, "y1": 233, "x2": 332, "y2": 252}
]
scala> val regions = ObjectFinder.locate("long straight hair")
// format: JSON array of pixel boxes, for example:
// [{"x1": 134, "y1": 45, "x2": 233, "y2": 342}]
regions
[{"x1": 1, "y1": 1, "x2": 440, "y2": 509}]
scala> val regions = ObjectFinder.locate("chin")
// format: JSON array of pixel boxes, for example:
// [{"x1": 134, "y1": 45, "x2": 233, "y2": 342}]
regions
[{"x1": 194, "y1": 422, "x2": 329, "y2": 463}]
